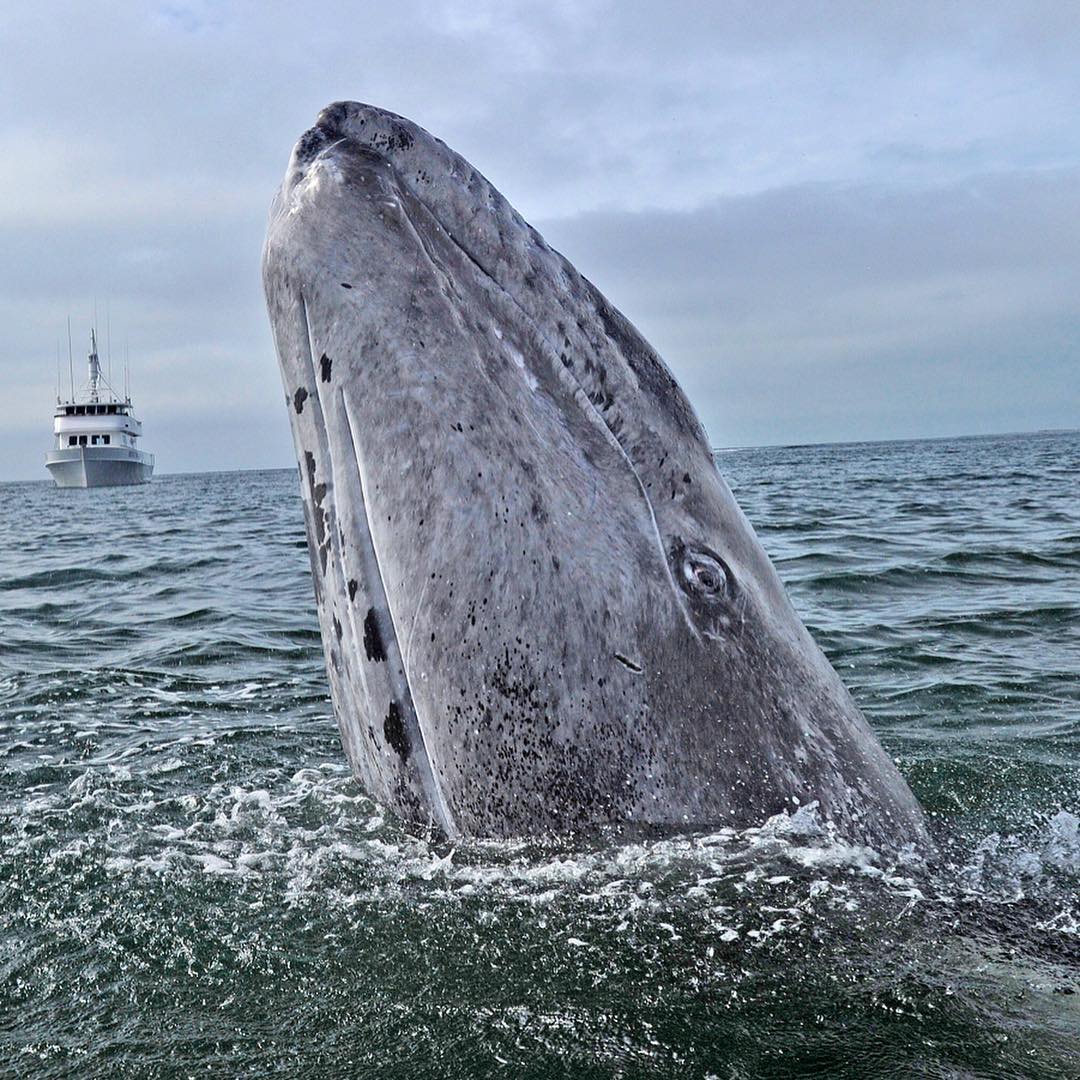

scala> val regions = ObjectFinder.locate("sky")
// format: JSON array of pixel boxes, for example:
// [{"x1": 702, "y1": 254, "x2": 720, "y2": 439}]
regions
[{"x1": 1, "y1": 1, "x2": 1078, "y2": 480}]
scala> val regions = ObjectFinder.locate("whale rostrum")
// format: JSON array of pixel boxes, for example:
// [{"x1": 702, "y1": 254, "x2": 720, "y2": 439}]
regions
[{"x1": 262, "y1": 101, "x2": 929, "y2": 848}]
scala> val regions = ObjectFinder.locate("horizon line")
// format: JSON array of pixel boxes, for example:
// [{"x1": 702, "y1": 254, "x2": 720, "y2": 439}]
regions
[{"x1": 3, "y1": 425, "x2": 1075, "y2": 485}]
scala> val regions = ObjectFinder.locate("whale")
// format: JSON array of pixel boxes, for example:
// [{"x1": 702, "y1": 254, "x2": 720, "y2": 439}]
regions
[{"x1": 262, "y1": 101, "x2": 930, "y2": 849}]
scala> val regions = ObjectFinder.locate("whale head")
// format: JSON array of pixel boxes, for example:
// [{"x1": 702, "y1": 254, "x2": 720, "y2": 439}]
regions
[{"x1": 262, "y1": 101, "x2": 929, "y2": 848}]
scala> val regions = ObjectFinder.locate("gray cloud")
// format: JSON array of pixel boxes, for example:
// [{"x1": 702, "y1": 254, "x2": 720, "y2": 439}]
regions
[
  {"x1": 541, "y1": 168, "x2": 1080, "y2": 445},
  {"x1": 1, "y1": 1, "x2": 1078, "y2": 479}
]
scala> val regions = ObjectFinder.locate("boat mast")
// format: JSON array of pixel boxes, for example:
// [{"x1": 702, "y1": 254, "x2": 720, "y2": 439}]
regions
[{"x1": 88, "y1": 329, "x2": 101, "y2": 404}]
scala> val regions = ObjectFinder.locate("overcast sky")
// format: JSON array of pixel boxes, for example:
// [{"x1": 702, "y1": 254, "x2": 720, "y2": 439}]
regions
[{"x1": 2, "y1": 1, "x2": 1077, "y2": 480}]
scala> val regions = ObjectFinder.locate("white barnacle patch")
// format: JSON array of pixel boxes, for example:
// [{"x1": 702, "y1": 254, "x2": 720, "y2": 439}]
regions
[
  {"x1": 507, "y1": 344, "x2": 538, "y2": 391},
  {"x1": 289, "y1": 157, "x2": 345, "y2": 216}
]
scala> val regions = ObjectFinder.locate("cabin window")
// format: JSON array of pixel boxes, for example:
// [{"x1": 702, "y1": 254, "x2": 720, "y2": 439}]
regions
[
  {"x1": 66, "y1": 405, "x2": 74, "y2": 415},
  {"x1": 78, "y1": 435, "x2": 87, "y2": 446},
  {"x1": 68, "y1": 435, "x2": 77, "y2": 446},
  {"x1": 107, "y1": 405, "x2": 116, "y2": 414},
  {"x1": 75, "y1": 405, "x2": 85, "y2": 415},
  {"x1": 102, "y1": 435, "x2": 110, "y2": 445},
  {"x1": 91, "y1": 435, "x2": 99, "y2": 445}
]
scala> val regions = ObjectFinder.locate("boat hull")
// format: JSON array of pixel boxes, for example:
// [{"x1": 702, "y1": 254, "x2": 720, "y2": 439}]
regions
[{"x1": 45, "y1": 447, "x2": 154, "y2": 488}]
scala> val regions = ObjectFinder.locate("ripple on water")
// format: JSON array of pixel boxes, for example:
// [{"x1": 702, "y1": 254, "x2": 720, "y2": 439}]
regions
[{"x1": 0, "y1": 437, "x2": 1077, "y2": 1076}]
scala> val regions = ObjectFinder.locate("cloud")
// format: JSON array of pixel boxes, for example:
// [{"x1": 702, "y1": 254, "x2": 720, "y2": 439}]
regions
[
  {"x1": 539, "y1": 168, "x2": 1080, "y2": 445},
  {"x1": 0, "y1": 1, "x2": 1078, "y2": 479}
]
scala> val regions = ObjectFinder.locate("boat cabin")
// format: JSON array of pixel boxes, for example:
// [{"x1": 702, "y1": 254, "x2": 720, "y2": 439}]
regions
[{"x1": 60, "y1": 403, "x2": 131, "y2": 416}]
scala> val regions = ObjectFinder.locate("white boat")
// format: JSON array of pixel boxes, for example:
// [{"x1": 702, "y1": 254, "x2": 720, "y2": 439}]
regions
[{"x1": 45, "y1": 330, "x2": 154, "y2": 488}]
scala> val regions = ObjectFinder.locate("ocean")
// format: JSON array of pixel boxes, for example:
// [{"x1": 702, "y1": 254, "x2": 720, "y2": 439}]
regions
[{"x1": 1, "y1": 430, "x2": 1077, "y2": 1078}]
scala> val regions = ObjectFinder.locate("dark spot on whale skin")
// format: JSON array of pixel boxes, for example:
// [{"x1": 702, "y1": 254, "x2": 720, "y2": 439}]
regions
[
  {"x1": 333, "y1": 616, "x2": 342, "y2": 640},
  {"x1": 387, "y1": 122, "x2": 414, "y2": 152},
  {"x1": 340, "y1": 282, "x2": 353, "y2": 289},
  {"x1": 683, "y1": 473, "x2": 691, "y2": 484},
  {"x1": 305, "y1": 459, "x2": 327, "y2": 510},
  {"x1": 294, "y1": 125, "x2": 328, "y2": 165},
  {"x1": 587, "y1": 387, "x2": 615, "y2": 411},
  {"x1": 364, "y1": 608, "x2": 387, "y2": 662},
  {"x1": 383, "y1": 702, "x2": 410, "y2": 759},
  {"x1": 615, "y1": 653, "x2": 643, "y2": 674},
  {"x1": 320, "y1": 354, "x2": 332, "y2": 382},
  {"x1": 551, "y1": 555, "x2": 561, "y2": 572},
  {"x1": 300, "y1": 505, "x2": 322, "y2": 605},
  {"x1": 303, "y1": 451, "x2": 328, "y2": 571},
  {"x1": 348, "y1": 579, "x2": 358, "y2": 601},
  {"x1": 293, "y1": 387, "x2": 308, "y2": 414}
]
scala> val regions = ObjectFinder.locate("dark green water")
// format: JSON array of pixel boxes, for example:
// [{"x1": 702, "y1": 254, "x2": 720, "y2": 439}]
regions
[{"x1": 1, "y1": 431, "x2": 1077, "y2": 1078}]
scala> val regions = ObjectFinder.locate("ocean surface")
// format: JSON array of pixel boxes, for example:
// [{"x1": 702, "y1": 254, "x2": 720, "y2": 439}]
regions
[{"x1": 1, "y1": 430, "x2": 1077, "y2": 1078}]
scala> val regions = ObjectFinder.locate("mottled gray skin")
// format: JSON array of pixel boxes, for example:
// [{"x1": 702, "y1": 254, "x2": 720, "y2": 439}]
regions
[{"x1": 262, "y1": 101, "x2": 929, "y2": 848}]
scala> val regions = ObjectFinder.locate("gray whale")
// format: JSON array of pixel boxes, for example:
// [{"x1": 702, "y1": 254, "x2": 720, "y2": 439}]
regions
[{"x1": 263, "y1": 101, "x2": 929, "y2": 848}]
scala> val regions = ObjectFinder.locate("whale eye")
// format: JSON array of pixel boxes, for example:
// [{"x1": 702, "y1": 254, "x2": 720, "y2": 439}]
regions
[
  {"x1": 674, "y1": 543, "x2": 732, "y2": 602},
  {"x1": 684, "y1": 553, "x2": 726, "y2": 595}
]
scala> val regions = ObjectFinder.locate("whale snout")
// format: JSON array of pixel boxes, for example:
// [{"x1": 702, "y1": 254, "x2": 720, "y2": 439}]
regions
[{"x1": 290, "y1": 102, "x2": 364, "y2": 167}]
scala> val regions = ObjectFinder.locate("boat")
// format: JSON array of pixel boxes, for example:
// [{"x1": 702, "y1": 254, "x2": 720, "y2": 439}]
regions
[{"x1": 45, "y1": 329, "x2": 154, "y2": 488}]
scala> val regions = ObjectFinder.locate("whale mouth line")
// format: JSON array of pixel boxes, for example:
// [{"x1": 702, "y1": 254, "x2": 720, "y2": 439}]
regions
[
  {"x1": 338, "y1": 390, "x2": 457, "y2": 838},
  {"x1": 295, "y1": 288, "x2": 456, "y2": 837}
]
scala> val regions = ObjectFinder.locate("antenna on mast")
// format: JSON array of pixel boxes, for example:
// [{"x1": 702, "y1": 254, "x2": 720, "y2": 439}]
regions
[
  {"x1": 67, "y1": 317, "x2": 74, "y2": 400},
  {"x1": 56, "y1": 339, "x2": 61, "y2": 403}
]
